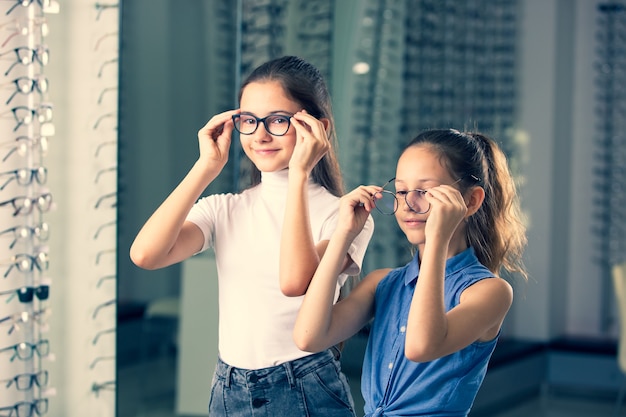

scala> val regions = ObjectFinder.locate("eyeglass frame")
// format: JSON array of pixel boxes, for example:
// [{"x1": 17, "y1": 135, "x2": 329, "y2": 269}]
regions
[
  {"x1": 231, "y1": 112, "x2": 293, "y2": 136},
  {"x1": 0, "y1": 166, "x2": 47, "y2": 191},
  {"x1": 0, "y1": 191, "x2": 53, "y2": 216},
  {"x1": 1, "y1": 370, "x2": 48, "y2": 391},
  {"x1": 0, "y1": 398, "x2": 48, "y2": 417},
  {"x1": 0, "y1": 307, "x2": 49, "y2": 335},
  {"x1": 4, "y1": 0, "x2": 51, "y2": 16},
  {"x1": 0, "y1": 339, "x2": 50, "y2": 361},
  {"x1": 0, "y1": 284, "x2": 49, "y2": 303},
  {"x1": 374, "y1": 176, "x2": 479, "y2": 215},
  {"x1": 0, "y1": 222, "x2": 49, "y2": 249},
  {"x1": 1, "y1": 135, "x2": 48, "y2": 162},
  {"x1": 1, "y1": 251, "x2": 49, "y2": 278},
  {"x1": 2, "y1": 75, "x2": 49, "y2": 105},
  {"x1": 0, "y1": 45, "x2": 50, "y2": 76}
]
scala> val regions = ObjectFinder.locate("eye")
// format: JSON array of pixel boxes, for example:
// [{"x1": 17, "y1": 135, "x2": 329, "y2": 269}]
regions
[
  {"x1": 396, "y1": 190, "x2": 408, "y2": 196},
  {"x1": 239, "y1": 115, "x2": 256, "y2": 125},
  {"x1": 267, "y1": 115, "x2": 290, "y2": 125}
]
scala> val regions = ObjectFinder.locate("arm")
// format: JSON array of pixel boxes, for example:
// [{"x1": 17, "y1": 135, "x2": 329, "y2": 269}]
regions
[
  {"x1": 293, "y1": 186, "x2": 385, "y2": 352},
  {"x1": 130, "y1": 110, "x2": 238, "y2": 270},
  {"x1": 279, "y1": 110, "x2": 351, "y2": 296},
  {"x1": 404, "y1": 184, "x2": 513, "y2": 362}
]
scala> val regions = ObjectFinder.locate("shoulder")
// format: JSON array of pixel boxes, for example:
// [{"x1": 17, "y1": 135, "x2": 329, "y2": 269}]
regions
[
  {"x1": 362, "y1": 268, "x2": 394, "y2": 291},
  {"x1": 461, "y1": 276, "x2": 513, "y2": 308}
]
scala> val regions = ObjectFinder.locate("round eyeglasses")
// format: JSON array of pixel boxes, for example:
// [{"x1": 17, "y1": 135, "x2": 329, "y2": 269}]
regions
[
  {"x1": 232, "y1": 113, "x2": 292, "y2": 136},
  {"x1": 374, "y1": 177, "x2": 468, "y2": 215},
  {"x1": 375, "y1": 188, "x2": 430, "y2": 215}
]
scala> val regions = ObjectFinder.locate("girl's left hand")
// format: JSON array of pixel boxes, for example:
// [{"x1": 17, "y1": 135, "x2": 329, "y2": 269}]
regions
[
  {"x1": 289, "y1": 110, "x2": 330, "y2": 175},
  {"x1": 424, "y1": 184, "x2": 468, "y2": 243}
]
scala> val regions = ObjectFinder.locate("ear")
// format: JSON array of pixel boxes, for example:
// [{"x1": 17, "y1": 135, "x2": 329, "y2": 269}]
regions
[
  {"x1": 465, "y1": 186, "x2": 485, "y2": 217},
  {"x1": 320, "y1": 117, "x2": 331, "y2": 133}
]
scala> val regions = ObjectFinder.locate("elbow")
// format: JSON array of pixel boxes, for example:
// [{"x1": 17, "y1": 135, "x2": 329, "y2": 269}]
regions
[
  {"x1": 293, "y1": 330, "x2": 324, "y2": 353},
  {"x1": 280, "y1": 281, "x2": 308, "y2": 297},
  {"x1": 404, "y1": 342, "x2": 439, "y2": 363},
  {"x1": 129, "y1": 244, "x2": 160, "y2": 270}
]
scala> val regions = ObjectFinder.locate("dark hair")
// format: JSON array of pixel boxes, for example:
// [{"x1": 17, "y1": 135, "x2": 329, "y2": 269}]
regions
[
  {"x1": 238, "y1": 56, "x2": 344, "y2": 196},
  {"x1": 403, "y1": 129, "x2": 527, "y2": 280}
]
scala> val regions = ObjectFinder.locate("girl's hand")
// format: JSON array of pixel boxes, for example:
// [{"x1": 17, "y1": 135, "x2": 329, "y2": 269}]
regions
[
  {"x1": 197, "y1": 110, "x2": 239, "y2": 169},
  {"x1": 288, "y1": 110, "x2": 330, "y2": 176},
  {"x1": 335, "y1": 185, "x2": 381, "y2": 239},
  {"x1": 424, "y1": 184, "x2": 468, "y2": 243}
]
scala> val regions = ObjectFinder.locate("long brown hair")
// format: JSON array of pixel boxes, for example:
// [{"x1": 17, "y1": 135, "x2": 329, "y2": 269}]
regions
[
  {"x1": 403, "y1": 129, "x2": 528, "y2": 280},
  {"x1": 238, "y1": 56, "x2": 344, "y2": 196}
]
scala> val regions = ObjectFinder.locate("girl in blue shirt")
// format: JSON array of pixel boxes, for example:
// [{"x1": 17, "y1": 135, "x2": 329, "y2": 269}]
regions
[{"x1": 293, "y1": 129, "x2": 528, "y2": 416}]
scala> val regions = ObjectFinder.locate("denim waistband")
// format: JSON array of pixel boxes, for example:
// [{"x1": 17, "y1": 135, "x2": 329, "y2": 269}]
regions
[{"x1": 215, "y1": 348, "x2": 340, "y2": 389}]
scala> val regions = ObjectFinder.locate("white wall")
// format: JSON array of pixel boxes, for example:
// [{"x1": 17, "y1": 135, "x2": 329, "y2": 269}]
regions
[{"x1": 45, "y1": 1, "x2": 118, "y2": 416}]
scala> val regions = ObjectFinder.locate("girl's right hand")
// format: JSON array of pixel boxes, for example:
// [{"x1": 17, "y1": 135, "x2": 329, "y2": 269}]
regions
[
  {"x1": 196, "y1": 110, "x2": 239, "y2": 169},
  {"x1": 335, "y1": 185, "x2": 381, "y2": 239}
]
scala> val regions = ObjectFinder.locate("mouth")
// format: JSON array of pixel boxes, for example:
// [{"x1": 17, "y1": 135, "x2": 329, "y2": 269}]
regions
[
  {"x1": 402, "y1": 218, "x2": 425, "y2": 227},
  {"x1": 254, "y1": 148, "x2": 279, "y2": 155}
]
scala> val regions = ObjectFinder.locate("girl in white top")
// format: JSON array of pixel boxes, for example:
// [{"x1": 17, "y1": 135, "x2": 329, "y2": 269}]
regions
[{"x1": 130, "y1": 56, "x2": 374, "y2": 417}]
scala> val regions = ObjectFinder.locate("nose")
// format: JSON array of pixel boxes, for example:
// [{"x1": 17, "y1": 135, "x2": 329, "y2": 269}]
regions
[{"x1": 251, "y1": 122, "x2": 272, "y2": 142}]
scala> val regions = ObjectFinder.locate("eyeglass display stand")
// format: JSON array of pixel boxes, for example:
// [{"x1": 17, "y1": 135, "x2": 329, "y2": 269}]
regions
[
  {"x1": 0, "y1": 0, "x2": 56, "y2": 412},
  {"x1": 594, "y1": 3, "x2": 626, "y2": 332},
  {"x1": 87, "y1": 1, "x2": 119, "y2": 414}
]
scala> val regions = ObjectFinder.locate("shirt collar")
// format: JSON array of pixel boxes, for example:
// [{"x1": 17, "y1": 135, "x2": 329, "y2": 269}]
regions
[{"x1": 404, "y1": 247, "x2": 477, "y2": 286}]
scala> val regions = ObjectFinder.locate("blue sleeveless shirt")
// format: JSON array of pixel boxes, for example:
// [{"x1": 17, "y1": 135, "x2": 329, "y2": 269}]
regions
[{"x1": 361, "y1": 247, "x2": 498, "y2": 417}]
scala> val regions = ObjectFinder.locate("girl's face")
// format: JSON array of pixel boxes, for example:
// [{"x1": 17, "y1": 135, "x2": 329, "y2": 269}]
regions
[
  {"x1": 238, "y1": 80, "x2": 301, "y2": 173},
  {"x1": 394, "y1": 144, "x2": 457, "y2": 247}
]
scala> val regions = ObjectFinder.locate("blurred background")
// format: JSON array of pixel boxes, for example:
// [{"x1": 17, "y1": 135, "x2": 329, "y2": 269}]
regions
[{"x1": 2, "y1": 0, "x2": 625, "y2": 416}]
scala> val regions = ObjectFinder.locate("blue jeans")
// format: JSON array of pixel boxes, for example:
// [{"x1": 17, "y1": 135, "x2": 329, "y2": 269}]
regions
[{"x1": 208, "y1": 348, "x2": 356, "y2": 416}]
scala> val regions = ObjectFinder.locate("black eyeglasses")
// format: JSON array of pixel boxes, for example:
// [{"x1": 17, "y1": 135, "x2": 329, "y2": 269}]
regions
[
  {"x1": 374, "y1": 177, "x2": 467, "y2": 215},
  {"x1": 0, "y1": 339, "x2": 49, "y2": 361},
  {"x1": 1, "y1": 75, "x2": 49, "y2": 105},
  {"x1": 0, "y1": 103, "x2": 53, "y2": 131},
  {"x1": 0, "y1": 398, "x2": 48, "y2": 417},
  {"x1": 232, "y1": 113, "x2": 292, "y2": 136},
  {"x1": 0, "y1": 166, "x2": 47, "y2": 190},
  {"x1": 4, "y1": 0, "x2": 51, "y2": 15},
  {"x1": 0, "y1": 45, "x2": 49, "y2": 76},
  {"x1": 0, "y1": 222, "x2": 49, "y2": 249},
  {"x1": 1, "y1": 370, "x2": 48, "y2": 391},
  {"x1": 0, "y1": 284, "x2": 49, "y2": 303},
  {"x1": 0, "y1": 192, "x2": 53, "y2": 216}
]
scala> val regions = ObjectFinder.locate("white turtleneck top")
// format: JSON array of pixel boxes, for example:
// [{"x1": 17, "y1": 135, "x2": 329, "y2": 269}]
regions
[{"x1": 186, "y1": 170, "x2": 374, "y2": 369}]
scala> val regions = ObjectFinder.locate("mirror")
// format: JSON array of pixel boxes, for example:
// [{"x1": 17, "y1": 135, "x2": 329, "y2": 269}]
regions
[{"x1": 116, "y1": 0, "x2": 520, "y2": 415}]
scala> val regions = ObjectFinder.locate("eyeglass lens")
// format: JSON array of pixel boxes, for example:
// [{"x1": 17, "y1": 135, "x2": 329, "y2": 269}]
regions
[
  {"x1": 233, "y1": 114, "x2": 291, "y2": 136},
  {"x1": 375, "y1": 189, "x2": 430, "y2": 215},
  {"x1": 16, "y1": 285, "x2": 49, "y2": 302}
]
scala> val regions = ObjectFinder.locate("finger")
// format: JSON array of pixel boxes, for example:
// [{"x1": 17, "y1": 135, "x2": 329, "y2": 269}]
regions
[
  {"x1": 292, "y1": 112, "x2": 327, "y2": 138},
  {"x1": 353, "y1": 186, "x2": 383, "y2": 211},
  {"x1": 199, "y1": 110, "x2": 239, "y2": 138}
]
